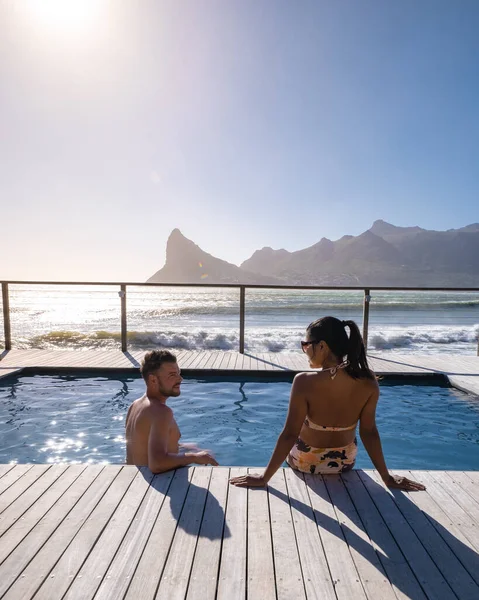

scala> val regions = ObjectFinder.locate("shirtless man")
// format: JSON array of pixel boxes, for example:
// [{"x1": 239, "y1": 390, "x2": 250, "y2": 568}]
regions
[{"x1": 125, "y1": 350, "x2": 218, "y2": 473}]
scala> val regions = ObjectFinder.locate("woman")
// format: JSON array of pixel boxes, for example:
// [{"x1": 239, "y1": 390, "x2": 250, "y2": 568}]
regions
[{"x1": 230, "y1": 316, "x2": 425, "y2": 491}]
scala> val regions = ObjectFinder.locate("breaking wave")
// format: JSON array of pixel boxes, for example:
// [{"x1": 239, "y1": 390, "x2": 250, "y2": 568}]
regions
[
  {"x1": 369, "y1": 325, "x2": 479, "y2": 351},
  {"x1": 10, "y1": 323, "x2": 478, "y2": 355}
]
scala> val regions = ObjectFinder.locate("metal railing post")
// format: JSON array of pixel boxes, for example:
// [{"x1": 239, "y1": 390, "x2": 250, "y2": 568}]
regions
[
  {"x1": 120, "y1": 284, "x2": 127, "y2": 352},
  {"x1": 2, "y1": 283, "x2": 12, "y2": 351},
  {"x1": 362, "y1": 288, "x2": 370, "y2": 353},
  {"x1": 239, "y1": 286, "x2": 246, "y2": 354}
]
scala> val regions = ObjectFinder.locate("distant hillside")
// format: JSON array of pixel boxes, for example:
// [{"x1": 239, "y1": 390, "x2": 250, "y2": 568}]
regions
[
  {"x1": 147, "y1": 229, "x2": 280, "y2": 284},
  {"x1": 147, "y1": 222, "x2": 479, "y2": 286}
]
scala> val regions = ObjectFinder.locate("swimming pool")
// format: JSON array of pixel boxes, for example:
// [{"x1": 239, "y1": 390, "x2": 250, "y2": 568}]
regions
[{"x1": 0, "y1": 372, "x2": 478, "y2": 470}]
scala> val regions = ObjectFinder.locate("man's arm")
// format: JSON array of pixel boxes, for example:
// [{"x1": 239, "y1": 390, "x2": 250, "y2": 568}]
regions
[{"x1": 148, "y1": 406, "x2": 217, "y2": 473}]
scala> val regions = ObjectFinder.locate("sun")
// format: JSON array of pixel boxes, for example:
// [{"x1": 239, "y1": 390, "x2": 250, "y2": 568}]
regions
[{"x1": 24, "y1": 0, "x2": 105, "y2": 34}]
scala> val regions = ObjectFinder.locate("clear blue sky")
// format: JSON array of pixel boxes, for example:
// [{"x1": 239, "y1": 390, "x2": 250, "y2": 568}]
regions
[{"x1": 1, "y1": 0, "x2": 478, "y2": 281}]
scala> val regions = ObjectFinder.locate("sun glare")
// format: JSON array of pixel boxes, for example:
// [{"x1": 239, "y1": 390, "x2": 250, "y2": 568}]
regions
[{"x1": 24, "y1": 0, "x2": 105, "y2": 34}]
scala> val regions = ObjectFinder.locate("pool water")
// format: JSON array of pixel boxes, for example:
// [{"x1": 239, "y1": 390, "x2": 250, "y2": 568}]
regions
[{"x1": 0, "y1": 373, "x2": 478, "y2": 470}]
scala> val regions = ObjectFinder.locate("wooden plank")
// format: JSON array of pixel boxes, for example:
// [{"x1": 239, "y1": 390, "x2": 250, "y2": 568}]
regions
[
  {"x1": 217, "y1": 467, "x2": 247, "y2": 600},
  {"x1": 228, "y1": 352, "x2": 240, "y2": 371},
  {"x1": 3, "y1": 467, "x2": 133, "y2": 600},
  {"x1": 203, "y1": 352, "x2": 219, "y2": 370},
  {"x1": 255, "y1": 353, "x2": 267, "y2": 371},
  {"x1": 220, "y1": 352, "x2": 233, "y2": 370},
  {"x1": 218, "y1": 352, "x2": 231, "y2": 370},
  {"x1": 0, "y1": 464, "x2": 17, "y2": 479},
  {"x1": 341, "y1": 470, "x2": 427, "y2": 600},
  {"x1": 156, "y1": 467, "x2": 212, "y2": 600},
  {"x1": 261, "y1": 353, "x2": 275, "y2": 371},
  {"x1": 412, "y1": 471, "x2": 479, "y2": 550},
  {"x1": 94, "y1": 471, "x2": 175, "y2": 600},
  {"x1": 284, "y1": 469, "x2": 336, "y2": 600},
  {"x1": 278, "y1": 353, "x2": 296, "y2": 371},
  {"x1": 248, "y1": 354, "x2": 259, "y2": 370},
  {"x1": 175, "y1": 350, "x2": 188, "y2": 363},
  {"x1": 0, "y1": 464, "x2": 107, "y2": 598},
  {"x1": 0, "y1": 368, "x2": 23, "y2": 380},
  {"x1": 0, "y1": 465, "x2": 50, "y2": 513},
  {"x1": 432, "y1": 471, "x2": 479, "y2": 524},
  {"x1": 447, "y1": 471, "x2": 479, "y2": 503},
  {"x1": 266, "y1": 352, "x2": 285, "y2": 371},
  {"x1": 187, "y1": 351, "x2": 209, "y2": 370},
  {"x1": 246, "y1": 468, "x2": 276, "y2": 600},
  {"x1": 0, "y1": 464, "x2": 33, "y2": 497},
  {"x1": 211, "y1": 352, "x2": 224, "y2": 370},
  {"x1": 74, "y1": 351, "x2": 120, "y2": 369},
  {"x1": 357, "y1": 470, "x2": 456, "y2": 600},
  {"x1": 369, "y1": 470, "x2": 479, "y2": 600},
  {"x1": 321, "y1": 474, "x2": 397, "y2": 600},
  {"x1": 1, "y1": 465, "x2": 126, "y2": 600},
  {"x1": 102, "y1": 351, "x2": 136, "y2": 368},
  {"x1": 217, "y1": 351, "x2": 231, "y2": 370},
  {"x1": 196, "y1": 351, "x2": 215, "y2": 369},
  {"x1": 0, "y1": 464, "x2": 68, "y2": 536},
  {"x1": 287, "y1": 353, "x2": 304, "y2": 371},
  {"x1": 305, "y1": 473, "x2": 368, "y2": 600},
  {"x1": 4, "y1": 349, "x2": 478, "y2": 384},
  {"x1": 124, "y1": 467, "x2": 193, "y2": 600},
  {"x1": 267, "y1": 470, "x2": 306, "y2": 600},
  {"x1": 241, "y1": 353, "x2": 251, "y2": 371},
  {"x1": 41, "y1": 468, "x2": 152, "y2": 600},
  {"x1": 395, "y1": 470, "x2": 479, "y2": 587},
  {"x1": 179, "y1": 351, "x2": 199, "y2": 370},
  {"x1": 187, "y1": 467, "x2": 230, "y2": 600},
  {"x1": 466, "y1": 471, "x2": 479, "y2": 484},
  {"x1": 0, "y1": 466, "x2": 87, "y2": 565}
]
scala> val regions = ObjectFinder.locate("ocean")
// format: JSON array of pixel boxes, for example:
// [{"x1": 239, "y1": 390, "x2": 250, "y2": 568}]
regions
[{"x1": 1, "y1": 285, "x2": 478, "y2": 355}]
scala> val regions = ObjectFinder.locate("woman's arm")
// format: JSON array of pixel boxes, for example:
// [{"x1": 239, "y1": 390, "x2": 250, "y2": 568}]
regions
[
  {"x1": 360, "y1": 384, "x2": 425, "y2": 491},
  {"x1": 230, "y1": 374, "x2": 308, "y2": 487}
]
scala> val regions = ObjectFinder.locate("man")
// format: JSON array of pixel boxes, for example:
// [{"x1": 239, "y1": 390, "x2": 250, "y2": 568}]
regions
[{"x1": 125, "y1": 350, "x2": 218, "y2": 473}]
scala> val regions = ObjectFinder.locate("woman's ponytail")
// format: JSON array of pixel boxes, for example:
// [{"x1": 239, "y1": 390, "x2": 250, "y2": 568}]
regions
[
  {"x1": 306, "y1": 316, "x2": 374, "y2": 380},
  {"x1": 343, "y1": 320, "x2": 374, "y2": 380}
]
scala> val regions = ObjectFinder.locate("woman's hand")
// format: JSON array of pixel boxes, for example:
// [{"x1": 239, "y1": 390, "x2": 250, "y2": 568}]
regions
[
  {"x1": 229, "y1": 473, "x2": 267, "y2": 487},
  {"x1": 383, "y1": 474, "x2": 426, "y2": 491}
]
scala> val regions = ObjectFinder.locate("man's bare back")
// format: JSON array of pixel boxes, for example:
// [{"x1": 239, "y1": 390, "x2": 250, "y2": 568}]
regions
[
  {"x1": 125, "y1": 350, "x2": 218, "y2": 473},
  {"x1": 125, "y1": 395, "x2": 181, "y2": 466}
]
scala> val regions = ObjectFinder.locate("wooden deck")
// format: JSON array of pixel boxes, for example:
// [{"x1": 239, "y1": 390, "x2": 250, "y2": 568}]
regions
[
  {"x1": 1, "y1": 349, "x2": 479, "y2": 396},
  {"x1": 0, "y1": 465, "x2": 478, "y2": 600},
  {"x1": 1, "y1": 352, "x2": 479, "y2": 598}
]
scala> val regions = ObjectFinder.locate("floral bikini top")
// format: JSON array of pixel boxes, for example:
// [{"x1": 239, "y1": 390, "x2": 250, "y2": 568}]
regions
[{"x1": 304, "y1": 359, "x2": 357, "y2": 432}]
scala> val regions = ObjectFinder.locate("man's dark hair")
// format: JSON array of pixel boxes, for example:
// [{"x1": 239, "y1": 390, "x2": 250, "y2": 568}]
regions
[{"x1": 141, "y1": 350, "x2": 177, "y2": 382}]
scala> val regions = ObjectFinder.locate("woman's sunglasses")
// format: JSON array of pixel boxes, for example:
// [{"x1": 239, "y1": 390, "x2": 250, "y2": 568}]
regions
[{"x1": 300, "y1": 340, "x2": 318, "y2": 352}]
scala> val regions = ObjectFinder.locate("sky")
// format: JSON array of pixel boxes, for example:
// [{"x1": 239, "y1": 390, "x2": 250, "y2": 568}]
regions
[{"x1": 1, "y1": 0, "x2": 478, "y2": 281}]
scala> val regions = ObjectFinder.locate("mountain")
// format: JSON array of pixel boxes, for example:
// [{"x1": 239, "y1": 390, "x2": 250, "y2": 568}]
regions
[
  {"x1": 147, "y1": 222, "x2": 479, "y2": 286},
  {"x1": 147, "y1": 229, "x2": 280, "y2": 284},
  {"x1": 367, "y1": 220, "x2": 479, "y2": 276}
]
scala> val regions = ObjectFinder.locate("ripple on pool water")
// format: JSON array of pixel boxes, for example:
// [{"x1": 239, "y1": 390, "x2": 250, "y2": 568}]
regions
[{"x1": 0, "y1": 373, "x2": 478, "y2": 469}]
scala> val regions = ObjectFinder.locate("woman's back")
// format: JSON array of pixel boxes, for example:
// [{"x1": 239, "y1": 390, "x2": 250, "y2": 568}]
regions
[{"x1": 297, "y1": 368, "x2": 378, "y2": 448}]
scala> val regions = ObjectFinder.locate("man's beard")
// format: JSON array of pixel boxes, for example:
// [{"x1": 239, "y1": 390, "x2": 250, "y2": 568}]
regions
[{"x1": 159, "y1": 385, "x2": 181, "y2": 398}]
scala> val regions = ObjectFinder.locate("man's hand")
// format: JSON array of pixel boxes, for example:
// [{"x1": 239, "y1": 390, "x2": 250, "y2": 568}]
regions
[
  {"x1": 383, "y1": 474, "x2": 426, "y2": 491},
  {"x1": 192, "y1": 450, "x2": 219, "y2": 466},
  {"x1": 229, "y1": 473, "x2": 267, "y2": 487}
]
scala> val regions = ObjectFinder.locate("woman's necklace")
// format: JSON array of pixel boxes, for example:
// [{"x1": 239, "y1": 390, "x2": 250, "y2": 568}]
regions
[{"x1": 321, "y1": 359, "x2": 350, "y2": 380}]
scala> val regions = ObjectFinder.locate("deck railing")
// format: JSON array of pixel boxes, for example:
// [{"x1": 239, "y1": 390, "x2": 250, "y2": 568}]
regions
[{"x1": 1, "y1": 280, "x2": 479, "y2": 355}]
